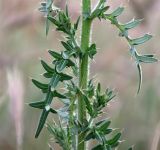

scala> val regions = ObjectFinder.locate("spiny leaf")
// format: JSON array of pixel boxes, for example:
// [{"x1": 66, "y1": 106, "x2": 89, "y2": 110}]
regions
[
  {"x1": 29, "y1": 101, "x2": 45, "y2": 109},
  {"x1": 122, "y1": 19, "x2": 142, "y2": 30},
  {"x1": 35, "y1": 108, "x2": 50, "y2": 138},
  {"x1": 107, "y1": 132, "x2": 121, "y2": 145},
  {"x1": 92, "y1": 144, "x2": 103, "y2": 150},
  {"x1": 48, "y1": 50, "x2": 61, "y2": 59},
  {"x1": 131, "y1": 34, "x2": 152, "y2": 45},
  {"x1": 43, "y1": 72, "x2": 53, "y2": 78},
  {"x1": 53, "y1": 90, "x2": 66, "y2": 99},
  {"x1": 82, "y1": 93, "x2": 93, "y2": 116},
  {"x1": 32, "y1": 79, "x2": 48, "y2": 90},
  {"x1": 85, "y1": 132, "x2": 95, "y2": 141},
  {"x1": 41, "y1": 60, "x2": 55, "y2": 73},
  {"x1": 97, "y1": 120, "x2": 111, "y2": 132},
  {"x1": 59, "y1": 73, "x2": 72, "y2": 81},
  {"x1": 110, "y1": 7, "x2": 124, "y2": 17},
  {"x1": 50, "y1": 108, "x2": 57, "y2": 114},
  {"x1": 88, "y1": 43, "x2": 97, "y2": 59},
  {"x1": 137, "y1": 64, "x2": 142, "y2": 94},
  {"x1": 48, "y1": 16, "x2": 60, "y2": 26},
  {"x1": 61, "y1": 41, "x2": 73, "y2": 51},
  {"x1": 74, "y1": 16, "x2": 80, "y2": 30}
]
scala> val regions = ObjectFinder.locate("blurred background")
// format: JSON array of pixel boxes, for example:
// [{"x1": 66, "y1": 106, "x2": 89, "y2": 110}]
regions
[{"x1": 0, "y1": 0, "x2": 160, "y2": 149}]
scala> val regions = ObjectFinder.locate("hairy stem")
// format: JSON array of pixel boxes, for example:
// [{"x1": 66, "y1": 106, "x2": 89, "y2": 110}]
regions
[{"x1": 77, "y1": 0, "x2": 92, "y2": 149}]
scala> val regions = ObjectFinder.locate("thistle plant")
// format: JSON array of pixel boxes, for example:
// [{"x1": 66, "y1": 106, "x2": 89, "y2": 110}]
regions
[{"x1": 29, "y1": 0, "x2": 158, "y2": 150}]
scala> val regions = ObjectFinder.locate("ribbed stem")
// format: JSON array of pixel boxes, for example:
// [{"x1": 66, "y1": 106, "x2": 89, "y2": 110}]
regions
[{"x1": 77, "y1": 0, "x2": 92, "y2": 149}]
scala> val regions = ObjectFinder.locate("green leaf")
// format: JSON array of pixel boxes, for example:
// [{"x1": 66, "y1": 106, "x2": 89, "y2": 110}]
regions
[
  {"x1": 35, "y1": 108, "x2": 50, "y2": 138},
  {"x1": 59, "y1": 73, "x2": 72, "y2": 81},
  {"x1": 88, "y1": 43, "x2": 97, "y2": 59},
  {"x1": 131, "y1": 34, "x2": 152, "y2": 45},
  {"x1": 85, "y1": 131, "x2": 95, "y2": 141},
  {"x1": 101, "y1": 6, "x2": 110, "y2": 13},
  {"x1": 111, "y1": 141, "x2": 120, "y2": 148},
  {"x1": 83, "y1": 94, "x2": 93, "y2": 116},
  {"x1": 48, "y1": 50, "x2": 62, "y2": 59},
  {"x1": 103, "y1": 128, "x2": 113, "y2": 135},
  {"x1": 29, "y1": 101, "x2": 45, "y2": 109},
  {"x1": 107, "y1": 132, "x2": 121, "y2": 145},
  {"x1": 137, "y1": 63, "x2": 142, "y2": 94},
  {"x1": 122, "y1": 19, "x2": 142, "y2": 30},
  {"x1": 56, "y1": 59, "x2": 68, "y2": 73},
  {"x1": 50, "y1": 108, "x2": 57, "y2": 114},
  {"x1": 32, "y1": 79, "x2": 48, "y2": 90},
  {"x1": 110, "y1": 7, "x2": 124, "y2": 17},
  {"x1": 137, "y1": 55, "x2": 158, "y2": 63},
  {"x1": 41, "y1": 60, "x2": 55, "y2": 73},
  {"x1": 61, "y1": 41, "x2": 73, "y2": 51},
  {"x1": 43, "y1": 72, "x2": 53, "y2": 78},
  {"x1": 91, "y1": 9, "x2": 102, "y2": 18},
  {"x1": 74, "y1": 16, "x2": 80, "y2": 30},
  {"x1": 48, "y1": 16, "x2": 60, "y2": 26},
  {"x1": 53, "y1": 90, "x2": 66, "y2": 99},
  {"x1": 95, "y1": 130, "x2": 103, "y2": 142},
  {"x1": 92, "y1": 144, "x2": 104, "y2": 150},
  {"x1": 128, "y1": 146, "x2": 134, "y2": 150},
  {"x1": 97, "y1": 120, "x2": 111, "y2": 132}
]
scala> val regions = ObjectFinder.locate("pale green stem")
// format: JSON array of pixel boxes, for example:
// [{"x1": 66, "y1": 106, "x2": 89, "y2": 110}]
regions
[{"x1": 77, "y1": 0, "x2": 92, "y2": 149}]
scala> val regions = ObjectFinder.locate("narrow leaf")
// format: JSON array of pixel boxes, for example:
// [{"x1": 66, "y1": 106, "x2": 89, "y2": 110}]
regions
[
  {"x1": 92, "y1": 144, "x2": 103, "y2": 150},
  {"x1": 48, "y1": 50, "x2": 62, "y2": 59},
  {"x1": 43, "y1": 72, "x2": 53, "y2": 78},
  {"x1": 35, "y1": 108, "x2": 50, "y2": 138},
  {"x1": 97, "y1": 120, "x2": 111, "y2": 132},
  {"x1": 74, "y1": 16, "x2": 80, "y2": 30},
  {"x1": 59, "y1": 73, "x2": 72, "y2": 81},
  {"x1": 29, "y1": 101, "x2": 45, "y2": 109},
  {"x1": 48, "y1": 16, "x2": 60, "y2": 26},
  {"x1": 137, "y1": 55, "x2": 158, "y2": 63},
  {"x1": 41, "y1": 60, "x2": 55, "y2": 73},
  {"x1": 32, "y1": 79, "x2": 48, "y2": 90},
  {"x1": 110, "y1": 7, "x2": 124, "y2": 17},
  {"x1": 122, "y1": 19, "x2": 142, "y2": 30},
  {"x1": 50, "y1": 108, "x2": 57, "y2": 114},
  {"x1": 131, "y1": 34, "x2": 152, "y2": 45},
  {"x1": 61, "y1": 41, "x2": 73, "y2": 51},
  {"x1": 107, "y1": 132, "x2": 121, "y2": 145},
  {"x1": 53, "y1": 90, "x2": 66, "y2": 99},
  {"x1": 83, "y1": 94, "x2": 93, "y2": 116}
]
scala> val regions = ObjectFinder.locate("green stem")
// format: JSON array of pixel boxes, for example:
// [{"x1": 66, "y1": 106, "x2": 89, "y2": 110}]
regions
[{"x1": 78, "y1": 0, "x2": 92, "y2": 149}]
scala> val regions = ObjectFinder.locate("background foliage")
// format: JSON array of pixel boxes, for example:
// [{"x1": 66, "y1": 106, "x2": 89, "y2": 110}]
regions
[{"x1": 0, "y1": 0, "x2": 160, "y2": 150}]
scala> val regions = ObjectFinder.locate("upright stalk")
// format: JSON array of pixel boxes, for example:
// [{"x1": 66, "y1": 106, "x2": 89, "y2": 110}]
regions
[{"x1": 78, "y1": 0, "x2": 92, "y2": 149}]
